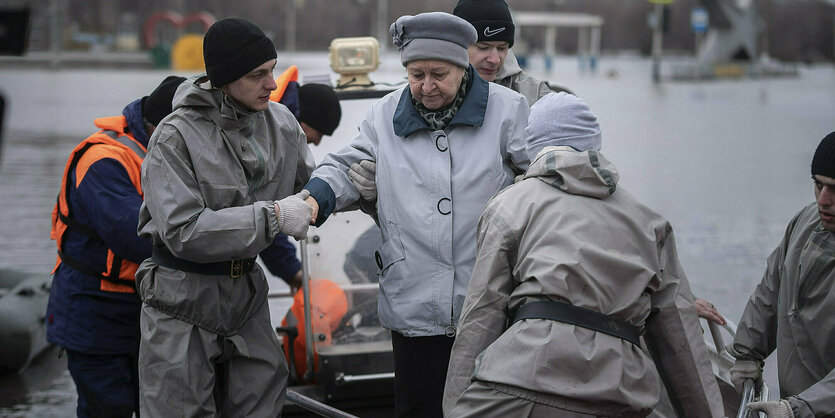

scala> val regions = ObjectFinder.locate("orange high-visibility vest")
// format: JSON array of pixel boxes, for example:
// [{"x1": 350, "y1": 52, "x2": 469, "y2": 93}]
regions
[
  {"x1": 50, "y1": 116, "x2": 146, "y2": 293},
  {"x1": 269, "y1": 65, "x2": 299, "y2": 103}
]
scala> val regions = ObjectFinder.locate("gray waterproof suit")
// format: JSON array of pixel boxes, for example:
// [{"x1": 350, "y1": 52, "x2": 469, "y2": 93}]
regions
[
  {"x1": 733, "y1": 202, "x2": 835, "y2": 417},
  {"x1": 136, "y1": 75, "x2": 315, "y2": 416},
  {"x1": 494, "y1": 50, "x2": 552, "y2": 107},
  {"x1": 444, "y1": 147, "x2": 724, "y2": 417}
]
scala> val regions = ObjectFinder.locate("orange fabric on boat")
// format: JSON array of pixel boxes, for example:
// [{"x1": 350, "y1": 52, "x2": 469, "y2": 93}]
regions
[{"x1": 281, "y1": 278, "x2": 348, "y2": 381}]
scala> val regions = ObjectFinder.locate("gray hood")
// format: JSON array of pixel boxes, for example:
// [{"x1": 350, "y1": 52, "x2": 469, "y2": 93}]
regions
[
  {"x1": 172, "y1": 75, "x2": 255, "y2": 132},
  {"x1": 495, "y1": 49, "x2": 523, "y2": 80},
  {"x1": 493, "y1": 50, "x2": 552, "y2": 107},
  {"x1": 524, "y1": 146, "x2": 619, "y2": 200}
]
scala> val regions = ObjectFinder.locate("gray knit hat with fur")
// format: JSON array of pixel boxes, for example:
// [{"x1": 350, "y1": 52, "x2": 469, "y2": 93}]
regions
[
  {"x1": 526, "y1": 92, "x2": 602, "y2": 161},
  {"x1": 389, "y1": 12, "x2": 477, "y2": 68}
]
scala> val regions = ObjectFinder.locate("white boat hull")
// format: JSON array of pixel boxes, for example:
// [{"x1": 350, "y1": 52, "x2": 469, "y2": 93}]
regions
[{"x1": 0, "y1": 269, "x2": 51, "y2": 372}]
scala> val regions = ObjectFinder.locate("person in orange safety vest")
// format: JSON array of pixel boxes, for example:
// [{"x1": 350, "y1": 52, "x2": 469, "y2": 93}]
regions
[{"x1": 46, "y1": 75, "x2": 185, "y2": 418}]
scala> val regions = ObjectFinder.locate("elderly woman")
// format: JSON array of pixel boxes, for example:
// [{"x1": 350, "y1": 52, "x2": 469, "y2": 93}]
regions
[{"x1": 301, "y1": 12, "x2": 530, "y2": 417}]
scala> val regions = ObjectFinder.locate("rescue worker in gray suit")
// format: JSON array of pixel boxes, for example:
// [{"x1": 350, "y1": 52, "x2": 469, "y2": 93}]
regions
[
  {"x1": 443, "y1": 92, "x2": 723, "y2": 417},
  {"x1": 730, "y1": 131, "x2": 835, "y2": 418},
  {"x1": 135, "y1": 17, "x2": 315, "y2": 416},
  {"x1": 452, "y1": 0, "x2": 552, "y2": 107}
]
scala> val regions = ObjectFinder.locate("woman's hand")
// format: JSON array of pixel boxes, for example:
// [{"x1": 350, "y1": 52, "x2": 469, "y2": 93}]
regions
[
  {"x1": 694, "y1": 298, "x2": 726, "y2": 325},
  {"x1": 305, "y1": 194, "x2": 319, "y2": 224}
]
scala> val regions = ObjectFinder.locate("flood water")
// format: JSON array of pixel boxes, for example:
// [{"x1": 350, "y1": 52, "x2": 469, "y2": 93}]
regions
[{"x1": 0, "y1": 53, "x2": 833, "y2": 415}]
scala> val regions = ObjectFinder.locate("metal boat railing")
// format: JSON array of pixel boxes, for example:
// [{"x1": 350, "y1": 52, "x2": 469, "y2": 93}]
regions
[
  {"x1": 705, "y1": 318, "x2": 768, "y2": 418},
  {"x1": 299, "y1": 240, "x2": 316, "y2": 382},
  {"x1": 736, "y1": 379, "x2": 756, "y2": 418},
  {"x1": 287, "y1": 389, "x2": 359, "y2": 418}
]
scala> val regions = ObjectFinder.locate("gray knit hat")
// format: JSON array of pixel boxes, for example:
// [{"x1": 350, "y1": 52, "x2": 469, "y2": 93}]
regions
[
  {"x1": 389, "y1": 12, "x2": 477, "y2": 68},
  {"x1": 526, "y1": 92, "x2": 602, "y2": 161}
]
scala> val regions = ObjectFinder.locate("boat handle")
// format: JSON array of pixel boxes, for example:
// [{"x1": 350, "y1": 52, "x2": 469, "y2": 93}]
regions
[{"x1": 335, "y1": 372, "x2": 395, "y2": 384}]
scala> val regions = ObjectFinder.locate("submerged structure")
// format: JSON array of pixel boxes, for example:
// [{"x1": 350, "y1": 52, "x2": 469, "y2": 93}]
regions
[{"x1": 697, "y1": 0, "x2": 762, "y2": 66}]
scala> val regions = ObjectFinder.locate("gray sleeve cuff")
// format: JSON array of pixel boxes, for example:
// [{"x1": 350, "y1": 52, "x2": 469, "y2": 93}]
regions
[
  {"x1": 787, "y1": 396, "x2": 814, "y2": 418},
  {"x1": 267, "y1": 200, "x2": 280, "y2": 237}
]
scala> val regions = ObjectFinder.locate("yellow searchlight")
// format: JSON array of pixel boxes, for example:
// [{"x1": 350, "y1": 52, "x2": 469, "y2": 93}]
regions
[{"x1": 329, "y1": 37, "x2": 380, "y2": 90}]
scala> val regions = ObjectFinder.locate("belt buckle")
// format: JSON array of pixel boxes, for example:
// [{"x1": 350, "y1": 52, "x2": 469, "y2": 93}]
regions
[{"x1": 230, "y1": 259, "x2": 244, "y2": 279}]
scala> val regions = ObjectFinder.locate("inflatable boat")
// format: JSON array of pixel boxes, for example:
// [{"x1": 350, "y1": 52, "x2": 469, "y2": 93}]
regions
[{"x1": 0, "y1": 269, "x2": 51, "y2": 372}]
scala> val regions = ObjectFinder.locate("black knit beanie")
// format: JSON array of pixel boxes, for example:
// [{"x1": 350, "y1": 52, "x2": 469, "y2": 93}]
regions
[
  {"x1": 203, "y1": 17, "x2": 277, "y2": 87},
  {"x1": 143, "y1": 76, "x2": 186, "y2": 126},
  {"x1": 298, "y1": 83, "x2": 341, "y2": 136},
  {"x1": 812, "y1": 131, "x2": 835, "y2": 178},
  {"x1": 453, "y1": 0, "x2": 515, "y2": 47}
]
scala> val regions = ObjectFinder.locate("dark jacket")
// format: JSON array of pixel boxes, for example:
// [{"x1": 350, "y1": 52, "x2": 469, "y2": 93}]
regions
[{"x1": 46, "y1": 99, "x2": 150, "y2": 354}]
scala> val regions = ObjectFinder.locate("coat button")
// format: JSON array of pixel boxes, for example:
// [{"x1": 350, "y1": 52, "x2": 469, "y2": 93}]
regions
[
  {"x1": 435, "y1": 134, "x2": 448, "y2": 152},
  {"x1": 375, "y1": 251, "x2": 383, "y2": 269},
  {"x1": 437, "y1": 198, "x2": 451, "y2": 215}
]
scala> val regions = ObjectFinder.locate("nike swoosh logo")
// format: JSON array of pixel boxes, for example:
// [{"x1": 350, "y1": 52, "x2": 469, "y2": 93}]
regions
[{"x1": 483, "y1": 27, "x2": 506, "y2": 37}]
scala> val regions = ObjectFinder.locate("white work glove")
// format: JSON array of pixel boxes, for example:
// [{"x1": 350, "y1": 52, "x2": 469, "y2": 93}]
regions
[
  {"x1": 274, "y1": 190, "x2": 313, "y2": 240},
  {"x1": 730, "y1": 359, "x2": 763, "y2": 395},
  {"x1": 747, "y1": 400, "x2": 794, "y2": 418},
  {"x1": 348, "y1": 160, "x2": 377, "y2": 202}
]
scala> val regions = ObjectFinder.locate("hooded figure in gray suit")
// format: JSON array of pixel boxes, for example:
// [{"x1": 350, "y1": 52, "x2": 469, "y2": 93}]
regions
[{"x1": 444, "y1": 92, "x2": 723, "y2": 418}]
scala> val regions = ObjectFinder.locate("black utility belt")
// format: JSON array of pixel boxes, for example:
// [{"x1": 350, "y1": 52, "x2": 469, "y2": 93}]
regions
[
  {"x1": 151, "y1": 246, "x2": 256, "y2": 279},
  {"x1": 511, "y1": 300, "x2": 642, "y2": 346}
]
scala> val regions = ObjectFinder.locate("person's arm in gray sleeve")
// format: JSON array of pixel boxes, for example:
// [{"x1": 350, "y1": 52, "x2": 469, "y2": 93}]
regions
[
  {"x1": 306, "y1": 107, "x2": 378, "y2": 225},
  {"x1": 443, "y1": 204, "x2": 516, "y2": 414},
  {"x1": 141, "y1": 126, "x2": 290, "y2": 262},
  {"x1": 743, "y1": 214, "x2": 828, "y2": 418},
  {"x1": 782, "y1": 366, "x2": 835, "y2": 417},
  {"x1": 732, "y1": 214, "x2": 800, "y2": 361},
  {"x1": 502, "y1": 94, "x2": 531, "y2": 174},
  {"x1": 644, "y1": 222, "x2": 725, "y2": 418}
]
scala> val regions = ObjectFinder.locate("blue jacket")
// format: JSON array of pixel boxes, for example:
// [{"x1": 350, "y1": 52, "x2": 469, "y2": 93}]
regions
[
  {"x1": 260, "y1": 234, "x2": 301, "y2": 284},
  {"x1": 46, "y1": 99, "x2": 150, "y2": 354}
]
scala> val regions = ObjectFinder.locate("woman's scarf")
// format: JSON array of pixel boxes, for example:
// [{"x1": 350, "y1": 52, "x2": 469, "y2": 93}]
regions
[{"x1": 412, "y1": 70, "x2": 470, "y2": 131}]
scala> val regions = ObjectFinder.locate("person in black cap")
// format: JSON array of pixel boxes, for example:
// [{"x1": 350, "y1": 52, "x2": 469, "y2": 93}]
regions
[
  {"x1": 730, "y1": 131, "x2": 835, "y2": 418},
  {"x1": 298, "y1": 83, "x2": 341, "y2": 146},
  {"x1": 453, "y1": 0, "x2": 552, "y2": 106},
  {"x1": 46, "y1": 75, "x2": 185, "y2": 418},
  {"x1": 269, "y1": 67, "x2": 341, "y2": 146},
  {"x1": 135, "y1": 17, "x2": 315, "y2": 417}
]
